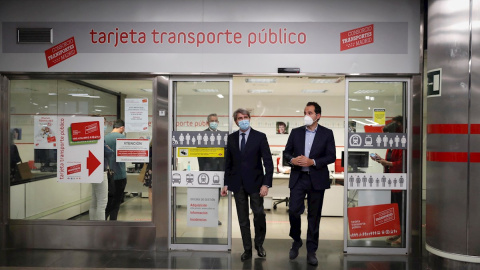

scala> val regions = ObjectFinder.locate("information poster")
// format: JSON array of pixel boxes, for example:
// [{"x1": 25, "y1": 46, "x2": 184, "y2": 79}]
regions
[
  {"x1": 125, "y1": 98, "x2": 149, "y2": 132},
  {"x1": 348, "y1": 203, "x2": 401, "y2": 239},
  {"x1": 187, "y1": 187, "x2": 219, "y2": 227},
  {"x1": 34, "y1": 116, "x2": 58, "y2": 149},
  {"x1": 373, "y1": 108, "x2": 386, "y2": 125},
  {"x1": 115, "y1": 139, "x2": 150, "y2": 162},
  {"x1": 57, "y1": 117, "x2": 104, "y2": 183}
]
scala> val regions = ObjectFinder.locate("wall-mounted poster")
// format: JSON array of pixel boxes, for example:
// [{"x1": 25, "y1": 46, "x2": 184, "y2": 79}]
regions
[
  {"x1": 34, "y1": 116, "x2": 57, "y2": 149},
  {"x1": 276, "y1": 121, "x2": 289, "y2": 134}
]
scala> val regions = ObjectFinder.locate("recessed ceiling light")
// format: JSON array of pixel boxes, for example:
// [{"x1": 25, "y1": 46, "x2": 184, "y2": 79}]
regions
[
  {"x1": 350, "y1": 108, "x2": 363, "y2": 112},
  {"x1": 193, "y1": 89, "x2": 219, "y2": 93},
  {"x1": 245, "y1": 78, "x2": 277, "y2": 83},
  {"x1": 248, "y1": 89, "x2": 273, "y2": 94},
  {"x1": 48, "y1": 93, "x2": 57, "y2": 95},
  {"x1": 141, "y1": 88, "x2": 152, "y2": 93},
  {"x1": 348, "y1": 98, "x2": 361, "y2": 101},
  {"x1": 217, "y1": 94, "x2": 224, "y2": 98},
  {"x1": 301, "y1": 89, "x2": 328, "y2": 94},
  {"x1": 310, "y1": 78, "x2": 342, "y2": 83},
  {"x1": 69, "y1": 93, "x2": 89, "y2": 97},
  {"x1": 354, "y1": 90, "x2": 383, "y2": 94}
]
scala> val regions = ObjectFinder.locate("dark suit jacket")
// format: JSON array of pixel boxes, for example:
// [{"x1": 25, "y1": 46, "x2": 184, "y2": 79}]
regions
[
  {"x1": 284, "y1": 125, "x2": 336, "y2": 190},
  {"x1": 224, "y1": 128, "x2": 274, "y2": 194}
]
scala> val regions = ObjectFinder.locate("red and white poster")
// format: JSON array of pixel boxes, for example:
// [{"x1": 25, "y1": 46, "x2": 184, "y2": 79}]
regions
[
  {"x1": 57, "y1": 117, "x2": 104, "y2": 183},
  {"x1": 340, "y1": 24, "x2": 374, "y2": 51},
  {"x1": 45, "y1": 36, "x2": 77, "y2": 68},
  {"x1": 125, "y1": 98, "x2": 149, "y2": 132},
  {"x1": 115, "y1": 139, "x2": 150, "y2": 162},
  {"x1": 34, "y1": 116, "x2": 57, "y2": 149},
  {"x1": 347, "y1": 203, "x2": 401, "y2": 239}
]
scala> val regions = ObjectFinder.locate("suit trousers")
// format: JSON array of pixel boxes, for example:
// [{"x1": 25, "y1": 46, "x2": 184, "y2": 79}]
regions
[
  {"x1": 234, "y1": 187, "x2": 266, "y2": 251},
  {"x1": 289, "y1": 173, "x2": 325, "y2": 253},
  {"x1": 105, "y1": 178, "x2": 127, "y2": 220}
]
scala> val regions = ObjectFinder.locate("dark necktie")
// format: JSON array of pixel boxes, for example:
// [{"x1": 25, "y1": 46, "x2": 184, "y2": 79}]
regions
[{"x1": 241, "y1": 133, "x2": 246, "y2": 152}]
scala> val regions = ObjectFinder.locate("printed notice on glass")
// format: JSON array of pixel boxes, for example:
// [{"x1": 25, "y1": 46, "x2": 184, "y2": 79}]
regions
[
  {"x1": 125, "y1": 98, "x2": 149, "y2": 132},
  {"x1": 187, "y1": 188, "x2": 219, "y2": 227}
]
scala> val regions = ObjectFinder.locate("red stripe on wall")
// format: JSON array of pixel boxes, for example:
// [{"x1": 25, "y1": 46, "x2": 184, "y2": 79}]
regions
[
  {"x1": 427, "y1": 152, "x2": 480, "y2": 162},
  {"x1": 427, "y1": 124, "x2": 468, "y2": 134},
  {"x1": 427, "y1": 152, "x2": 468, "y2": 162},
  {"x1": 471, "y1": 124, "x2": 480, "y2": 134}
]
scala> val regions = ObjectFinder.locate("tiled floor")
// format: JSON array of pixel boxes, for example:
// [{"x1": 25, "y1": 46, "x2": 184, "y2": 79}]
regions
[{"x1": 2, "y1": 196, "x2": 480, "y2": 269}]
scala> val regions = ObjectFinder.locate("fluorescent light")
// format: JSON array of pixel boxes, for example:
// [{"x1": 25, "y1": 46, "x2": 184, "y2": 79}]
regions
[
  {"x1": 365, "y1": 96, "x2": 370, "y2": 100},
  {"x1": 310, "y1": 78, "x2": 342, "y2": 83},
  {"x1": 365, "y1": 119, "x2": 380, "y2": 125},
  {"x1": 32, "y1": 103, "x2": 38, "y2": 105},
  {"x1": 296, "y1": 110, "x2": 301, "y2": 112},
  {"x1": 141, "y1": 88, "x2": 152, "y2": 93},
  {"x1": 352, "y1": 119, "x2": 369, "y2": 125},
  {"x1": 95, "y1": 109, "x2": 102, "y2": 112},
  {"x1": 301, "y1": 89, "x2": 328, "y2": 94},
  {"x1": 94, "y1": 105, "x2": 107, "y2": 108},
  {"x1": 217, "y1": 94, "x2": 224, "y2": 98},
  {"x1": 69, "y1": 93, "x2": 89, "y2": 97},
  {"x1": 88, "y1": 96, "x2": 100, "y2": 98},
  {"x1": 245, "y1": 78, "x2": 276, "y2": 83},
  {"x1": 350, "y1": 108, "x2": 363, "y2": 112},
  {"x1": 348, "y1": 98, "x2": 361, "y2": 101},
  {"x1": 353, "y1": 89, "x2": 384, "y2": 94},
  {"x1": 370, "y1": 97, "x2": 375, "y2": 101},
  {"x1": 193, "y1": 89, "x2": 219, "y2": 93},
  {"x1": 48, "y1": 93, "x2": 57, "y2": 96},
  {"x1": 248, "y1": 89, "x2": 273, "y2": 94}
]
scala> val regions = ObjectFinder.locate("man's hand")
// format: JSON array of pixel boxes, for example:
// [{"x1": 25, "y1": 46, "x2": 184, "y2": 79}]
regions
[
  {"x1": 292, "y1": 155, "x2": 314, "y2": 167},
  {"x1": 221, "y1": 186, "x2": 228, "y2": 197},
  {"x1": 260, "y1": 185, "x2": 269, "y2": 197}
]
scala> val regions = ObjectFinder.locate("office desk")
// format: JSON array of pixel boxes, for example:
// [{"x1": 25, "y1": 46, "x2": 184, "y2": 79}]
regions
[{"x1": 264, "y1": 173, "x2": 344, "y2": 217}]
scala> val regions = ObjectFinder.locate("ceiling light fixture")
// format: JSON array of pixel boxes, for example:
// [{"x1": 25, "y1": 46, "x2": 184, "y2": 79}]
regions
[
  {"x1": 310, "y1": 78, "x2": 342, "y2": 84},
  {"x1": 193, "y1": 89, "x2": 219, "y2": 93},
  {"x1": 350, "y1": 108, "x2": 363, "y2": 112},
  {"x1": 140, "y1": 88, "x2": 153, "y2": 93},
  {"x1": 248, "y1": 89, "x2": 273, "y2": 94},
  {"x1": 217, "y1": 94, "x2": 224, "y2": 98},
  {"x1": 301, "y1": 89, "x2": 328, "y2": 94},
  {"x1": 353, "y1": 89, "x2": 383, "y2": 94},
  {"x1": 245, "y1": 78, "x2": 277, "y2": 83},
  {"x1": 48, "y1": 93, "x2": 57, "y2": 96}
]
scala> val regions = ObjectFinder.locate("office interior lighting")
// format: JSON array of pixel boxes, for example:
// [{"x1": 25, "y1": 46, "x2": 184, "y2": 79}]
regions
[
  {"x1": 193, "y1": 89, "x2": 219, "y2": 93},
  {"x1": 245, "y1": 78, "x2": 277, "y2": 83},
  {"x1": 301, "y1": 89, "x2": 328, "y2": 93},
  {"x1": 248, "y1": 89, "x2": 273, "y2": 93}
]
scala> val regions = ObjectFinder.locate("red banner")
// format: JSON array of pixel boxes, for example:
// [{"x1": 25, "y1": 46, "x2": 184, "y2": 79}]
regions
[
  {"x1": 348, "y1": 203, "x2": 400, "y2": 239},
  {"x1": 340, "y1": 24, "x2": 374, "y2": 51},
  {"x1": 67, "y1": 164, "x2": 81, "y2": 175},
  {"x1": 45, "y1": 37, "x2": 77, "y2": 68},
  {"x1": 70, "y1": 121, "x2": 101, "y2": 141}
]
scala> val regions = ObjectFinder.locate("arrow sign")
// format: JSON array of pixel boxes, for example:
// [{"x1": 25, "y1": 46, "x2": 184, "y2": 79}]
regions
[{"x1": 87, "y1": 150, "x2": 101, "y2": 176}]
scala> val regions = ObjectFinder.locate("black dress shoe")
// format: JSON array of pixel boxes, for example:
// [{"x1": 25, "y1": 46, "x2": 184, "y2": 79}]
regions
[
  {"x1": 289, "y1": 239, "x2": 303, "y2": 260},
  {"x1": 255, "y1": 245, "x2": 266, "y2": 257},
  {"x1": 307, "y1": 252, "x2": 318, "y2": 266},
  {"x1": 241, "y1": 250, "x2": 252, "y2": 261}
]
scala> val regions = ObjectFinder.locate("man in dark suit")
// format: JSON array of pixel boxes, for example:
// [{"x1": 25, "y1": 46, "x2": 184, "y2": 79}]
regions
[
  {"x1": 283, "y1": 102, "x2": 336, "y2": 266},
  {"x1": 221, "y1": 108, "x2": 273, "y2": 261},
  {"x1": 198, "y1": 113, "x2": 225, "y2": 226}
]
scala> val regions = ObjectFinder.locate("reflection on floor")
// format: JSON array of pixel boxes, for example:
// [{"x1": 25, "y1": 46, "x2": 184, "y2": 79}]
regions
[{"x1": 4, "y1": 197, "x2": 480, "y2": 269}]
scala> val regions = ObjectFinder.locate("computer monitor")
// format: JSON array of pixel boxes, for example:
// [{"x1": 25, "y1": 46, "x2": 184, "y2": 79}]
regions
[
  {"x1": 34, "y1": 149, "x2": 57, "y2": 172},
  {"x1": 341, "y1": 151, "x2": 369, "y2": 172}
]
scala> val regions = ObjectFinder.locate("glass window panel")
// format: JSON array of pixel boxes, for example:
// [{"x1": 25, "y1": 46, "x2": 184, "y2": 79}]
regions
[{"x1": 9, "y1": 79, "x2": 153, "y2": 222}]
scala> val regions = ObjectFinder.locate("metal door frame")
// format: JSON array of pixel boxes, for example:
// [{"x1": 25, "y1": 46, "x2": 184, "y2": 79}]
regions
[
  {"x1": 343, "y1": 77, "x2": 412, "y2": 255},
  {"x1": 168, "y1": 76, "x2": 233, "y2": 251}
]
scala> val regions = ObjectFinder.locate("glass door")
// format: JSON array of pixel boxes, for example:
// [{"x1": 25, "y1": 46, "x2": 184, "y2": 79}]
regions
[
  {"x1": 169, "y1": 77, "x2": 232, "y2": 250},
  {"x1": 344, "y1": 78, "x2": 410, "y2": 254}
]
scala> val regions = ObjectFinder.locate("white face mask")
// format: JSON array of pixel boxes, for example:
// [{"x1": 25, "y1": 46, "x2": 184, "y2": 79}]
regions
[{"x1": 304, "y1": 115, "x2": 314, "y2": 126}]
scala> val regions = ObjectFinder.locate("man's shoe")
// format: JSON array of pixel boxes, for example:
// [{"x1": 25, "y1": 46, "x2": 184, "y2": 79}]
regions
[
  {"x1": 307, "y1": 252, "x2": 318, "y2": 266},
  {"x1": 241, "y1": 250, "x2": 252, "y2": 261},
  {"x1": 289, "y1": 239, "x2": 303, "y2": 260},
  {"x1": 255, "y1": 245, "x2": 266, "y2": 257}
]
